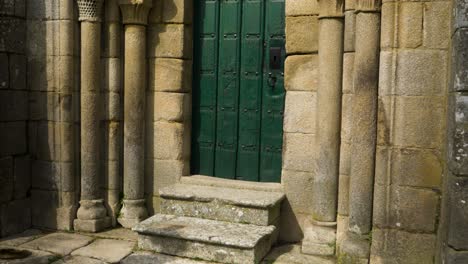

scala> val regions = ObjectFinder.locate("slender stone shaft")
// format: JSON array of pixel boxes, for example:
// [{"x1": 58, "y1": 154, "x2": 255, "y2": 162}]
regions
[
  {"x1": 118, "y1": 0, "x2": 152, "y2": 228},
  {"x1": 348, "y1": 3, "x2": 381, "y2": 237},
  {"x1": 339, "y1": 1, "x2": 381, "y2": 261},
  {"x1": 312, "y1": 1, "x2": 345, "y2": 223},
  {"x1": 74, "y1": 0, "x2": 111, "y2": 232},
  {"x1": 302, "y1": 1, "x2": 344, "y2": 257}
]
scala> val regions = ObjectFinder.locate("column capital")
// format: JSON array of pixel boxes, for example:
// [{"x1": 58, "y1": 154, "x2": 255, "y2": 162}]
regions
[
  {"x1": 118, "y1": 0, "x2": 152, "y2": 25},
  {"x1": 318, "y1": 0, "x2": 344, "y2": 18},
  {"x1": 76, "y1": 0, "x2": 104, "y2": 22},
  {"x1": 356, "y1": 0, "x2": 382, "y2": 12}
]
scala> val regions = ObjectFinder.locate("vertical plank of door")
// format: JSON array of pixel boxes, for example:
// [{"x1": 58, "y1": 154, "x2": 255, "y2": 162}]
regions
[
  {"x1": 260, "y1": 0, "x2": 285, "y2": 182},
  {"x1": 192, "y1": 0, "x2": 219, "y2": 176},
  {"x1": 215, "y1": 0, "x2": 242, "y2": 179},
  {"x1": 236, "y1": 0, "x2": 264, "y2": 181}
]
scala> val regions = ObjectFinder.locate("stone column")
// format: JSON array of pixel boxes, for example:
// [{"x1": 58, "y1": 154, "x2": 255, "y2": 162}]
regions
[
  {"x1": 340, "y1": 0, "x2": 381, "y2": 261},
  {"x1": 74, "y1": 0, "x2": 111, "y2": 232},
  {"x1": 117, "y1": 0, "x2": 152, "y2": 228},
  {"x1": 303, "y1": 0, "x2": 344, "y2": 257}
]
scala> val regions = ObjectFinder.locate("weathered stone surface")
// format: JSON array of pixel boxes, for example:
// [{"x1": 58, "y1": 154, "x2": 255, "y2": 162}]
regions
[
  {"x1": 122, "y1": 251, "x2": 215, "y2": 264},
  {"x1": 0, "y1": 248, "x2": 57, "y2": 264},
  {"x1": 446, "y1": 248, "x2": 468, "y2": 264},
  {"x1": 71, "y1": 239, "x2": 135, "y2": 263},
  {"x1": 286, "y1": 0, "x2": 318, "y2": 16},
  {"x1": 393, "y1": 50, "x2": 447, "y2": 96},
  {"x1": 88, "y1": 228, "x2": 138, "y2": 242},
  {"x1": 0, "y1": 157, "x2": 13, "y2": 203},
  {"x1": 162, "y1": 0, "x2": 192, "y2": 24},
  {"x1": 302, "y1": 225, "x2": 336, "y2": 256},
  {"x1": 0, "y1": 0, "x2": 15, "y2": 16},
  {"x1": 0, "y1": 17, "x2": 25, "y2": 53},
  {"x1": 284, "y1": 55, "x2": 318, "y2": 92},
  {"x1": 0, "y1": 229, "x2": 43, "y2": 247},
  {"x1": 386, "y1": 96, "x2": 445, "y2": 148},
  {"x1": 263, "y1": 244, "x2": 334, "y2": 264},
  {"x1": 380, "y1": 2, "x2": 396, "y2": 49},
  {"x1": 103, "y1": 92, "x2": 121, "y2": 121},
  {"x1": 9, "y1": 54, "x2": 26, "y2": 90},
  {"x1": 146, "y1": 159, "x2": 188, "y2": 191},
  {"x1": 450, "y1": 94, "x2": 468, "y2": 175},
  {"x1": 373, "y1": 185, "x2": 439, "y2": 232},
  {"x1": 101, "y1": 58, "x2": 120, "y2": 93},
  {"x1": 0, "y1": 121, "x2": 26, "y2": 157},
  {"x1": 0, "y1": 90, "x2": 28, "y2": 121},
  {"x1": 282, "y1": 133, "x2": 315, "y2": 172},
  {"x1": 154, "y1": 92, "x2": 190, "y2": 122},
  {"x1": 370, "y1": 228, "x2": 436, "y2": 264},
  {"x1": 398, "y1": 2, "x2": 422, "y2": 48},
  {"x1": 31, "y1": 160, "x2": 60, "y2": 190},
  {"x1": 281, "y1": 170, "x2": 313, "y2": 215},
  {"x1": 160, "y1": 184, "x2": 284, "y2": 209},
  {"x1": 344, "y1": 11, "x2": 356, "y2": 52},
  {"x1": 149, "y1": 58, "x2": 191, "y2": 92},
  {"x1": 22, "y1": 233, "x2": 93, "y2": 256},
  {"x1": 135, "y1": 214, "x2": 276, "y2": 263},
  {"x1": 154, "y1": 121, "x2": 186, "y2": 160},
  {"x1": 26, "y1": 0, "x2": 74, "y2": 20},
  {"x1": 423, "y1": 1, "x2": 450, "y2": 49},
  {"x1": 0, "y1": 53, "x2": 8, "y2": 89},
  {"x1": 31, "y1": 190, "x2": 59, "y2": 229},
  {"x1": 286, "y1": 16, "x2": 318, "y2": 54},
  {"x1": 0, "y1": 198, "x2": 31, "y2": 237},
  {"x1": 284, "y1": 91, "x2": 316, "y2": 134},
  {"x1": 447, "y1": 176, "x2": 468, "y2": 250},
  {"x1": 149, "y1": 24, "x2": 192, "y2": 59},
  {"x1": 452, "y1": 28, "x2": 468, "y2": 92},
  {"x1": 159, "y1": 184, "x2": 283, "y2": 225},
  {"x1": 52, "y1": 255, "x2": 106, "y2": 264}
]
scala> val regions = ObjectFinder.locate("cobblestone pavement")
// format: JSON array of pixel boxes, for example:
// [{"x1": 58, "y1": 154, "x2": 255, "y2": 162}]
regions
[{"x1": 0, "y1": 228, "x2": 335, "y2": 264}]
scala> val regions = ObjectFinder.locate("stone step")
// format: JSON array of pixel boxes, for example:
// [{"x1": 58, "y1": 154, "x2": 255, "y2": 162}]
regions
[
  {"x1": 134, "y1": 214, "x2": 277, "y2": 264},
  {"x1": 159, "y1": 183, "x2": 285, "y2": 226}
]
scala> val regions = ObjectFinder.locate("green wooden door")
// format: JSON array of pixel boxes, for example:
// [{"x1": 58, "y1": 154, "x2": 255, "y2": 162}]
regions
[{"x1": 192, "y1": 0, "x2": 285, "y2": 183}]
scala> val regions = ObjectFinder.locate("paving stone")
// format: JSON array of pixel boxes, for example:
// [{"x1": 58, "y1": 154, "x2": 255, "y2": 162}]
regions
[
  {"x1": 88, "y1": 228, "x2": 137, "y2": 242},
  {"x1": 71, "y1": 239, "x2": 134, "y2": 263},
  {"x1": 21, "y1": 233, "x2": 93, "y2": 256},
  {"x1": 263, "y1": 244, "x2": 335, "y2": 264},
  {"x1": 0, "y1": 247, "x2": 58, "y2": 264},
  {"x1": 0, "y1": 229, "x2": 44, "y2": 247},
  {"x1": 52, "y1": 255, "x2": 107, "y2": 264},
  {"x1": 135, "y1": 214, "x2": 276, "y2": 264}
]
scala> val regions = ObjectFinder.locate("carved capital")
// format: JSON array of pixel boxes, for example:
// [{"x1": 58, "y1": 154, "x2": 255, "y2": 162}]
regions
[
  {"x1": 318, "y1": 0, "x2": 344, "y2": 18},
  {"x1": 118, "y1": 0, "x2": 152, "y2": 25},
  {"x1": 356, "y1": 0, "x2": 382, "y2": 12},
  {"x1": 76, "y1": 0, "x2": 104, "y2": 22}
]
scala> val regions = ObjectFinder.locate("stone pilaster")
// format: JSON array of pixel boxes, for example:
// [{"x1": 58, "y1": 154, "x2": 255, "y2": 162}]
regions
[
  {"x1": 74, "y1": 0, "x2": 112, "y2": 232},
  {"x1": 117, "y1": 0, "x2": 152, "y2": 228},
  {"x1": 303, "y1": 0, "x2": 344, "y2": 257},
  {"x1": 339, "y1": 0, "x2": 381, "y2": 262}
]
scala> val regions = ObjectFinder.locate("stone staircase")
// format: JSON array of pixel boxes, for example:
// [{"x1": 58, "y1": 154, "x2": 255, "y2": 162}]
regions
[{"x1": 133, "y1": 183, "x2": 285, "y2": 264}]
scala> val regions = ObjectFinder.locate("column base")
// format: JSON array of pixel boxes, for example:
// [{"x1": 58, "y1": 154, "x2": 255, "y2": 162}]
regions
[
  {"x1": 74, "y1": 199, "x2": 111, "y2": 232},
  {"x1": 74, "y1": 217, "x2": 112, "y2": 232},
  {"x1": 338, "y1": 232, "x2": 370, "y2": 264},
  {"x1": 302, "y1": 222, "x2": 337, "y2": 256},
  {"x1": 117, "y1": 199, "x2": 148, "y2": 228}
]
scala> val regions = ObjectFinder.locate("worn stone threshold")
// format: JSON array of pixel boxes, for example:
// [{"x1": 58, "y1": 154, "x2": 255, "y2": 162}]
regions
[
  {"x1": 161, "y1": 183, "x2": 285, "y2": 209},
  {"x1": 134, "y1": 214, "x2": 276, "y2": 249},
  {"x1": 181, "y1": 175, "x2": 283, "y2": 192}
]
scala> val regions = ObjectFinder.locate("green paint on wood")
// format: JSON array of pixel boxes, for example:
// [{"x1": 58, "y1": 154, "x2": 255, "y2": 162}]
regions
[{"x1": 192, "y1": 0, "x2": 285, "y2": 183}]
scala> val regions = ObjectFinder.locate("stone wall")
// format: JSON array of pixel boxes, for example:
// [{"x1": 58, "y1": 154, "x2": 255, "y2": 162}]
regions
[
  {"x1": 370, "y1": 0, "x2": 451, "y2": 263},
  {"x1": 281, "y1": 0, "x2": 319, "y2": 242},
  {"x1": 26, "y1": 0, "x2": 78, "y2": 230},
  {"x1": 441, "y1": 0, "x2": 468, "y2": 262},
  {"x1": 144, "y1": 0, "x2": 193, "y2": 215},
  {"x1": 0, "y1": 0, "x2": 30, "y2": 238}
]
